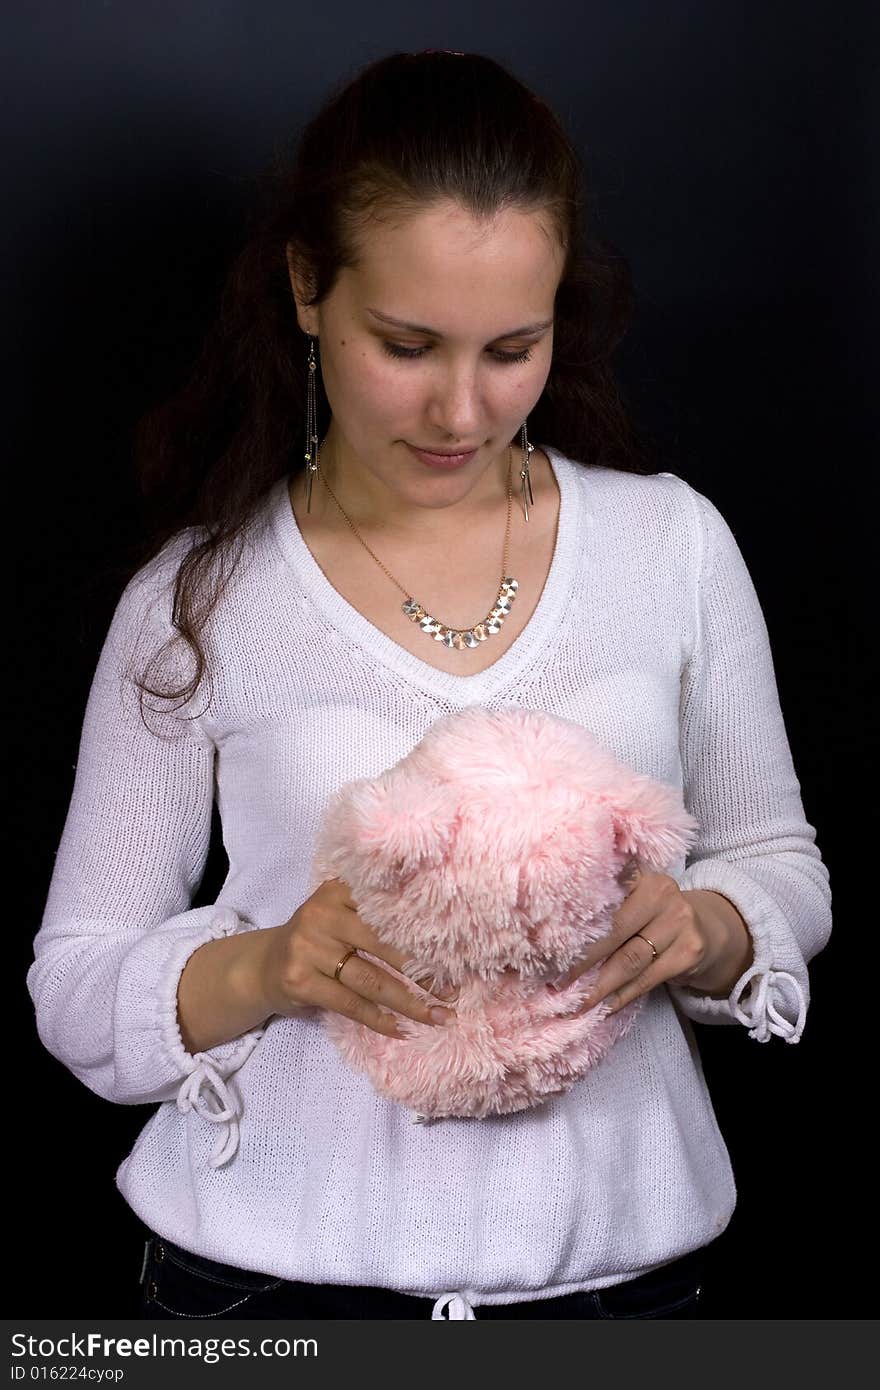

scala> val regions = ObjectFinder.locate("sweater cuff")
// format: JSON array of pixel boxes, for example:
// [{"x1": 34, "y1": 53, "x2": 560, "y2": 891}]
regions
[
  {"x1": 667, "y1": 860, "x2": 808, "y2": 1044},
  {"x1": 114, "y1": 905, "x2": 264, "y2": 1166}
]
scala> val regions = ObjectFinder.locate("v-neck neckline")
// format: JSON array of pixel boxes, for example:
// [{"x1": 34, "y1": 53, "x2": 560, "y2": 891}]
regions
[{"x1": 267, "y1": 444, "x2": 585, "y2": 703}]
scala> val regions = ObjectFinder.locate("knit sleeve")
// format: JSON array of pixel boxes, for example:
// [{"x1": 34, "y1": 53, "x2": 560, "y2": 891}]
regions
[
  {"x1": 665, "y1": 480, "x2": 832, "y2": 1043},
  {"x1": 26, "y1": 549, "x2": 264, "y2": 1167}
]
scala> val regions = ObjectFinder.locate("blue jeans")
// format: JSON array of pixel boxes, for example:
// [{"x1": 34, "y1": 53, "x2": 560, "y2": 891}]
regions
[{"x1": 137, "y1": 1230, "x2": 707, "y2": 1319}]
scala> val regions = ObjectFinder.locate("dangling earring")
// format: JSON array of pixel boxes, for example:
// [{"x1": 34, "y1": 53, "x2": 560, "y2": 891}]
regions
[
  {"x1": 519, "y1": 419, "x2": 535, "y2": 522},
  {"x1": 304, "y1": 335, "x2": 320, "y2": 513}
]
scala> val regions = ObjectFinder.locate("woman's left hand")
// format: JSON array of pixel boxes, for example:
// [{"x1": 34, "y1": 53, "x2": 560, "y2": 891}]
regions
[{"x1": 549, "y1": 869, "x2": 754, "y2": 1013}]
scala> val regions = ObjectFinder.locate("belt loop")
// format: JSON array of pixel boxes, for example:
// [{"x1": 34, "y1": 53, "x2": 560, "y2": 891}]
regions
[{"x1": 139, "y1": 1238, "x2": 151, "y2": 1286}]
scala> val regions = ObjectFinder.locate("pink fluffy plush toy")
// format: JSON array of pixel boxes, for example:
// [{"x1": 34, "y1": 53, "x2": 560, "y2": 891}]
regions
[{"x1": 311, "y1": 706, "x2": 699, "y2": 1121}]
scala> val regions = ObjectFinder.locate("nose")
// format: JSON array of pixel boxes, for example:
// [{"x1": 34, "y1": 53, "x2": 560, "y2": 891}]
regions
[{"x1": 425, "y1": 362, "x2": 484, "y2": 441}]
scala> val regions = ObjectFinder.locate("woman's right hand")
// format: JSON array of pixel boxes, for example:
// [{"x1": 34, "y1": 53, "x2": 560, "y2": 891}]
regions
[{"x1": 255, "y1": 877, "x2": 458, "y2": 1038}]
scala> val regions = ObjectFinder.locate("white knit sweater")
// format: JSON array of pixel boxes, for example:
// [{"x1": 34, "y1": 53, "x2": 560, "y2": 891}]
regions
[{"x1": 27, "y1": 446, "x2": 831, "y2": 1317}]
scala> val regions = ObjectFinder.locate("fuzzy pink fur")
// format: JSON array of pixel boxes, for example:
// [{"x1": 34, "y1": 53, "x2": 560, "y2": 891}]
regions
[{"x1": 311, "y1": 706, "x2": 699, "y2": 1119}]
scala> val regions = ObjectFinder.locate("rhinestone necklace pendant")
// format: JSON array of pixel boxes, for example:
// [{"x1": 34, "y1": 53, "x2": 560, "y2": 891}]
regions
[{"x1": 402, "y1": 576, "x2": 518, "y2": 649}]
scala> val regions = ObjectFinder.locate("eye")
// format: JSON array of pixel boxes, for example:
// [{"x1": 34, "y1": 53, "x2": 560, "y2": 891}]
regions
[{"x1": 381, "y1": 341, "x2": 534, "y2": 365}]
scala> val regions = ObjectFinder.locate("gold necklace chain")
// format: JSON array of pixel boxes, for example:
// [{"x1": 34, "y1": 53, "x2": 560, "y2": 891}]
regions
[{"x1": 314, "y1": 440, "x2": 520, "y2": 652}]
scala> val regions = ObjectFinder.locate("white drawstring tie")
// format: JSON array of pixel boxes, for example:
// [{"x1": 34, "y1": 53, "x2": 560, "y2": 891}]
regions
[
  {"x1": 730, "y1": 964, "x2": 807, "y2": 1043},
  {"x1": 432, "y1": 1290, "x2": 476, "y2": 1319},
  {"x1": 176, "y1": 1054, "x2": 244, "y2": 1168}
]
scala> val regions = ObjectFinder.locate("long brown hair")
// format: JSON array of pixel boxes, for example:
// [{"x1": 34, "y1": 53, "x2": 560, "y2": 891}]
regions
[{"x1": 120, "y1": 50, "x2": 656, "y2": 724}]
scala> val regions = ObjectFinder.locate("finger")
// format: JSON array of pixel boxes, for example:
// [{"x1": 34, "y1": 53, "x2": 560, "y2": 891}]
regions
[
  {"x1": 331, "y1": 946, "x2": 457, "y2": 1029},
  {"x1": 355, "y1": 934, "x2": 458, "y2": 1002},
  {"x1": 569, "y1": 932, "x2": 662, "y2": 1012},
  {"x1": 551, "y1": 912, "x2": 649, "y2": 989},
  {"x1": 551, "y1": 877, "x2": 677, "y2": 990},
  {"x1": 316, "y1": 974, "x2": 408, "y2": 1039},
  {"x1": 577, "y1": 935, "x2": 693, "y2": 1016},
  {"x1": 594, "y1": 872, "x2": 675, "y2": 965},
  {"x1": 331, "y1": 884, "x2": 458, "y2": 1002}
]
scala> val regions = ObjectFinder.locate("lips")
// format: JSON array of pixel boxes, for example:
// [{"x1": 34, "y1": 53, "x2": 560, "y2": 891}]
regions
[
  {"x1": 406, "y1": 443, "x2": 479, "y2": 470},
  {"x1": 412, "y1": 445, "x2": 480, "y2": 455}
]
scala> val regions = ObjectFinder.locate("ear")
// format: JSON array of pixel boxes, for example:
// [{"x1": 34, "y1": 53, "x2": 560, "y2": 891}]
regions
[
  {"x1": 285, "y1": 242, "x2": 319, "y2": 338},
  {"x1": 610, "y1": 773, "x2": 700, "y2": 874}
]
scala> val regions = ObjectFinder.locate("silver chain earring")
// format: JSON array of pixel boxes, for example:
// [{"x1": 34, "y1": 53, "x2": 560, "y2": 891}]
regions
[
  {"x1": 519, "y1": 420, "x2": 535, "y2": 522},
  {"x1": 304, "y1": 335, "x2": 320, "y2": 513}
]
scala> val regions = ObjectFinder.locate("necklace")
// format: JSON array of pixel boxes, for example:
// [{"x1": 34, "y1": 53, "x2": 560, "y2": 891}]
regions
[{"x1": 315, "y1": 441, "x2": 520, "y2": 651}]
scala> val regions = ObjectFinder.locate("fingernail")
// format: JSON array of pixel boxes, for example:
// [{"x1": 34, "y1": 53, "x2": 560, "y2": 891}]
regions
[
  {"x1": 430, "y1": 1007, "x2": 455, "y2": 1024},
  {"x1": 436, "y1": 985, "x2": 458, "y2": 1001}
]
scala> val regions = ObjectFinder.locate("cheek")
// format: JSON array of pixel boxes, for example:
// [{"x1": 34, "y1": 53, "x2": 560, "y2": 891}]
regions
[
  {"x1": 344, "y1": 350, "x2": 420, "y2": 418},
  {"x1": 503, "y1": 362, "x2": 550, "y2": 417}
]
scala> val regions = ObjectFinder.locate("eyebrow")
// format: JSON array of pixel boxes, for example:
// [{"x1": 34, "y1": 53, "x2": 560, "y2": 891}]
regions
[{"x1": 365, "y1": 307, "x2": 554, "y2": 339}]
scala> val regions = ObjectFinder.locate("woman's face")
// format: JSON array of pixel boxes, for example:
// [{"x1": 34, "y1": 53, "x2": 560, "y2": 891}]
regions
[{"x1": 287, "y1": 200, "x2": 565, "y2": 526}]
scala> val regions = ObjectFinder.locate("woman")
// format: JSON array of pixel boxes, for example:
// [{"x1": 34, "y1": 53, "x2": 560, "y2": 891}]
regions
[{"x1": 27, "y1": 51, "x2": 831, "y2": 1320}]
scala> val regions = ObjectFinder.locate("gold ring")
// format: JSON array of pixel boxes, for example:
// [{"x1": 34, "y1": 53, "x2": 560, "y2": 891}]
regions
[
  {"x1": 636, "y1": 932, "x2": 658, "y2": 961},
  {"x1": 334, "y1": 946, "x2": 359, "y2": 982}
]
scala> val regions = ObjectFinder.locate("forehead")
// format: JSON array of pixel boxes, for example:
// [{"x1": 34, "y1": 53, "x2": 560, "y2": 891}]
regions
[{"x1": 345, "y1": 202, "x2": 563, "y2": 310}]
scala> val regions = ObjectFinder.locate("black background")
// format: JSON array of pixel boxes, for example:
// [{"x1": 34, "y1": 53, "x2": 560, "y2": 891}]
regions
[{"x1": 9, "y1": 1, "x2": 871, "y2": 1318}]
